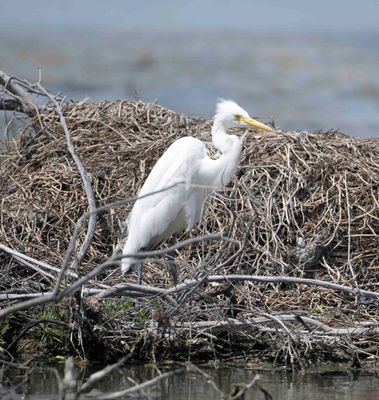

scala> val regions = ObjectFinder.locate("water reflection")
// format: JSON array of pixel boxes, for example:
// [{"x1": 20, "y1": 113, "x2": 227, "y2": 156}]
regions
[{"x1": 2, "y1": 362, "x2": 379, "y2": 399}]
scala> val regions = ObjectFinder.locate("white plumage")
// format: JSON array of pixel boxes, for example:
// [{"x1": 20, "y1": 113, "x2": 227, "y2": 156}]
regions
[{"x1": 121, "y1": 100, "x2": 272, "y2": 274}]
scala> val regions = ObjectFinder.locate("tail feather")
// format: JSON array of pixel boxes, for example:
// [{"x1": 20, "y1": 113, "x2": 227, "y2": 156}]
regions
[
  {"x1": 121, "y1": 238, "x2": 138, "y2": 274},
  {"x1": 121, "y1": 255, "x2": 133, "y2": 274}
]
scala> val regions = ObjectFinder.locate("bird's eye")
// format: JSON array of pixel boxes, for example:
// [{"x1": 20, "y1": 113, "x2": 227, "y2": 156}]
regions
[{"x1": 234, "y1": 114, "x2": 241, "y2": 120}]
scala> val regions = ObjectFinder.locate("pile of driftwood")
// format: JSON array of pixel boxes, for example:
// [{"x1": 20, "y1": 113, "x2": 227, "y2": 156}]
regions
[{"x1": 0, "y1": 70, "x2": 378, "y2": 366}]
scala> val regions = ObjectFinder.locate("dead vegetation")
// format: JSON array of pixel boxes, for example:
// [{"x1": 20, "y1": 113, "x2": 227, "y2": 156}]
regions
[{"x1": 0, "y1": 72, "x2": 379, "y2": 367}]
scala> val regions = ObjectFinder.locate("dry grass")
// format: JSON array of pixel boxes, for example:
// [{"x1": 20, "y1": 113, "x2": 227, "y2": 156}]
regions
[{"x1": 1, "y1": 99, "x2": 379, "y2": 364}]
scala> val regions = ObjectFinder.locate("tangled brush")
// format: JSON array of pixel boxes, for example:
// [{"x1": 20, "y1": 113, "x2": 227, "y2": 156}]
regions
[{"x1": 1, "y1": 99, "x2": 379, "y2": 363}]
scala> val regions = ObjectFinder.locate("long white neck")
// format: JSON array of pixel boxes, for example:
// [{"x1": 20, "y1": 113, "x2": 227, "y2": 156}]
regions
[
  {"x1": 211, "y1": 117, "x2": 230, "y2": 153},
  {"x1": 202, "y1": 117, "x2": 243, "y2": 187}
]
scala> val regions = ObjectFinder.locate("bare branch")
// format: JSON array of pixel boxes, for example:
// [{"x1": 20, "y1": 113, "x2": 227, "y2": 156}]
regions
[
  {"x1": 0, "y1": 234, "x2": 227, "y2": 319},
  {"x1": 0, "y1": 243, "x2": 78, "y2": 279},
  {"x1": 0, "y1": 288, "x2": 95, "y2": 301},
  {"x1": 0, "y1": 69, "x2": 40, "y2": 114},
  {"x1": 175, "y1": 316, "x2": 379, "y2": 337},
  {"x1": 79, "y1": 357, "x2": 129, "y2": 394},
  {"x1": 62, "y1": 234, "x2": 228, "y2": 298},
  {"x1": 79, "y1": 368, "x2": 185, "y2": 400},
  {"x1": 36, "y1": 84, "x2": 98, "y2": 289},
  {"x1": 95, "y1": 273, "x2": 379, "y2": 300},
  {"x1": 204, "y1": 274, "x2": 379, "y2": 299},
  {"x1": 184, "y1": 361, "x2": 225, "y2": 397},
  {"x1": 229, "y1": 374, "x2": 272, "y2": 400},
  {"x1": 0, "y1": 293, "x2": 56, "y2": 319}
]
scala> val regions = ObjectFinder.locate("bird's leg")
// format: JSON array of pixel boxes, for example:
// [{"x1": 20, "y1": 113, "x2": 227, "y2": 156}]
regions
[
  {"x1": 135, "y1": 248, "x2": 146, "y2": 285},
  {"x1": 136, "y1": 259, "x2": 144, "y2": 285},
  {"x1": 167, "y1": 235, "x2": 178, "y2": 285}
]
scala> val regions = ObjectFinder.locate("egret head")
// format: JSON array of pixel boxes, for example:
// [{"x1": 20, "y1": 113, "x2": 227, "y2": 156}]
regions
[{"x1": 215, "y1": 99, "x2": 273, "y2": 132}]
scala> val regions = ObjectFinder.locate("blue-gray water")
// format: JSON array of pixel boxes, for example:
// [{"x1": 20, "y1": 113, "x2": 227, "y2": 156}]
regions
[
  {"x1": 1, "y1": 1, "x2": 379, "y2": 138},
  {"x1": 1, "y1": 28, "x2": 379, "y2": 138}
]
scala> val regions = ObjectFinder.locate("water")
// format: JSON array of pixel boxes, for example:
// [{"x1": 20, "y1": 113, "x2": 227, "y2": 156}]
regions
[
  {"x1": 2, "y1": 363, "x2": 379, "y2": 399},
  {"x1": 1, "y1": 28, "x2": 379, "y2": 138}
]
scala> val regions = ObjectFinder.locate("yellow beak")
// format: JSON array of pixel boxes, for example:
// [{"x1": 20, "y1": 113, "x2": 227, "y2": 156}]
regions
[{"x1": 240, "y1": 115, "x2": 273, "y2": 132}]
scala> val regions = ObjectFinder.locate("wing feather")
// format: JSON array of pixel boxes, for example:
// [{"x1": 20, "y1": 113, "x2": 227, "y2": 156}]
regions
[{"x1": 125, "y1": 136, "x2": 207, "y2": 252}]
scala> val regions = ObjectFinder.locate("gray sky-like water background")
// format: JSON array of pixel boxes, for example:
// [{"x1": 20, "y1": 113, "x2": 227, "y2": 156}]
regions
[{"x1": 0, "y1": 0, "x2": 379, "y2": 137}]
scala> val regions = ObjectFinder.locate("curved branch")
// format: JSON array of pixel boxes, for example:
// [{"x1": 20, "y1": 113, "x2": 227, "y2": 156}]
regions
[
  {"x1": 80, "y1": 368, "x2": 185, "y2": 400},
  {"x1": 0, "y1": 70, "x2": 40, "y2": 115},
  {"x1": 36, "y1": 84, "x2": 98, "y2": 289}
]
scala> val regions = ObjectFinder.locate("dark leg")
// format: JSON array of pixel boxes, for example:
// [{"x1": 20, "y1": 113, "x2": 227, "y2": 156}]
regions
[
  {"x1": 136, "y1": 259, "x2": 144, "y2": 285},
  {"x1": 167, "y1": 235, "x2": 178, "y2": 285},
  {"x1": 168, "y1": 258, "x2": 178, "y2": 285},
  {"x1": 135, "y1": 247, "x2": 146, "y2": 285}
]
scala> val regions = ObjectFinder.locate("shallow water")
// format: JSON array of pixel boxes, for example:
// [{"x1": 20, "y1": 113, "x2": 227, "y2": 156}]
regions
[
  {"x1": 1, "y1": 29, "x2": 379, "y2": 139},
  {"x1": 2, "y1": 363, "x2": 379, "y2": 399}
]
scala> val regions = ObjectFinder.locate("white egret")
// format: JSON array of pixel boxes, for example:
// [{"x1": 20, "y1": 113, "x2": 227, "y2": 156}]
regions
[{"x1": 121, "y1": 99, "x2": 273, "y2": 282}]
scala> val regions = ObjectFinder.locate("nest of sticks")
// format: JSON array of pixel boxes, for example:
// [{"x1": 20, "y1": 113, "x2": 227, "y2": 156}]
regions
[{"x1": 1, "y1": 99, "x2": 379, "y2": 365}]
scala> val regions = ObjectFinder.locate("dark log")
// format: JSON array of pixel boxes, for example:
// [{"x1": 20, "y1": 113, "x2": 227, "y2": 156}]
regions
[{"x1": 0, "y1": 97, "x2": 23, "y2": 111}]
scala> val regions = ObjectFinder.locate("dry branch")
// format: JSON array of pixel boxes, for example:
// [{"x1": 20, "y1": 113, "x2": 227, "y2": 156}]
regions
[
  {"x1": 0, "y1": 69, "x2": 40, "y2": 114},
  {"x1": 95, "y1": 273, "x2": 379, "y2": 300},
  {"x1": 80, "y1": 367, "x2": 185, "y2": 400},
  {"x1": 0, "y1": 243, "x2": 78, "y2": 278},
  {"x1": 79, "y1": 357, "x2": 129, "y2": 394},
  {"x1": 35, "y1": 84, "x2": 98, "y2": 287}
]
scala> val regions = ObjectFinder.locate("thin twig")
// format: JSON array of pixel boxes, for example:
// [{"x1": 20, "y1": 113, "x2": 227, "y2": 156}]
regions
[
  {"x1": 79, "y1": 357, "x2": 130, "y2": 394},
  {"x1": 36, "y1": 84, "x2": 98, "y2": 289},
  {"x1": 0, "y1": 244, "x2": 78, "y2": 278},
  {"x1": 80, "y1": 368, "x2": 185, "y2": 400}
]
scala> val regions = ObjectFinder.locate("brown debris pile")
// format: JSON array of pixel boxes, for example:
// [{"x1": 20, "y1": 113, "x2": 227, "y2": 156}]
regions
[{"x1": 1, "y1": 99, "x2": 379, "y2": 364}]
